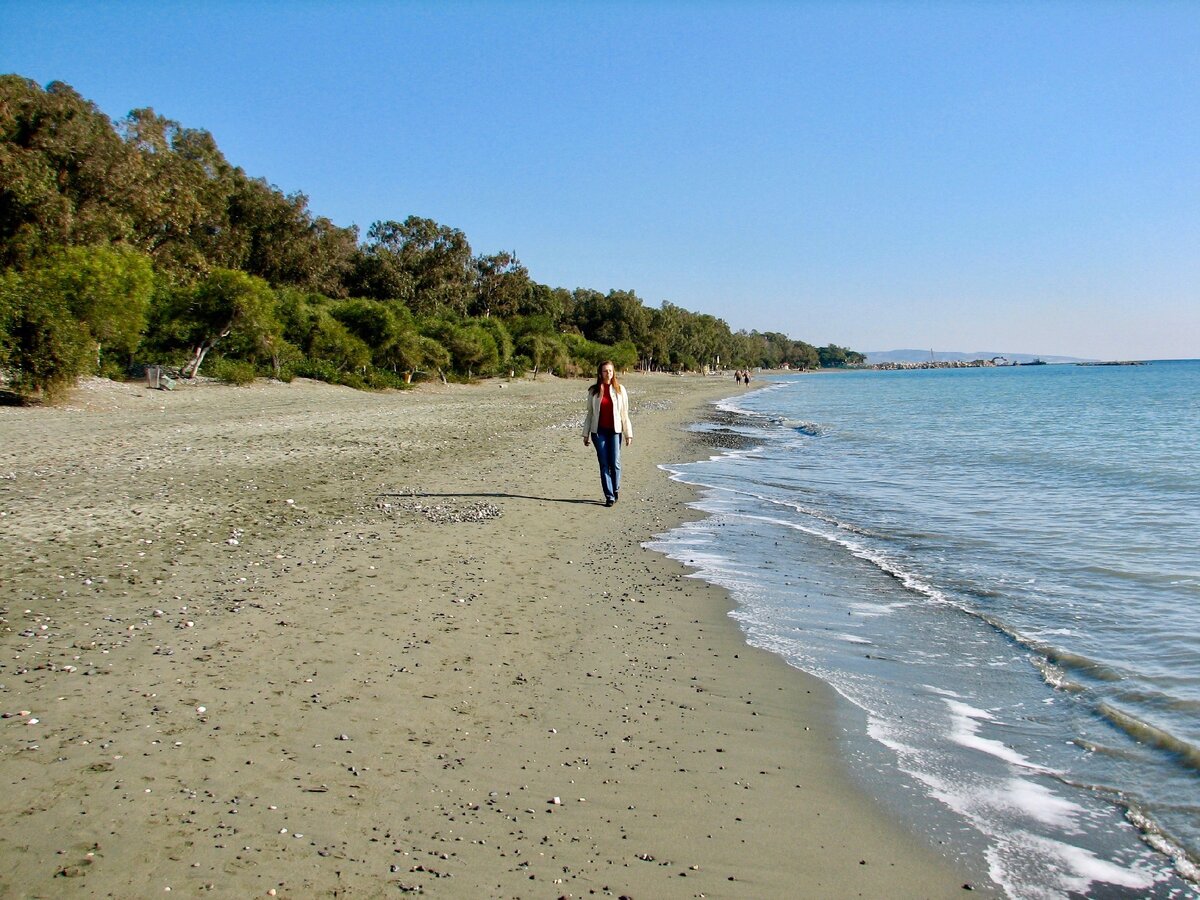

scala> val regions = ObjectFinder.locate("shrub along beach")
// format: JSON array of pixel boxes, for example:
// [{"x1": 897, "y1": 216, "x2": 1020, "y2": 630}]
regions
[{"x1": 0, "y1": 373, "x2": 985, "y2": 897}]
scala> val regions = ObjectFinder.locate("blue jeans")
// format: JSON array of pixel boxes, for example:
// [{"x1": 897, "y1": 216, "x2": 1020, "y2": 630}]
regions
[{"x1": 591, "y1": 430, "x2": 621, "y2": 502}]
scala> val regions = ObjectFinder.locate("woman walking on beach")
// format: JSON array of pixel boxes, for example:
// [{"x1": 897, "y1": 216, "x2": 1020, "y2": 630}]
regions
[{"x1": 583, "y1": 360, "x2": 633, "y2": 507}]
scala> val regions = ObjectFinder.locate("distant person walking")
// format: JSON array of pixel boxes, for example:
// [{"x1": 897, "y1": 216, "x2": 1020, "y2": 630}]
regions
[{"x1": 582, "y1": 360, "x2": 633, "y2": 507}]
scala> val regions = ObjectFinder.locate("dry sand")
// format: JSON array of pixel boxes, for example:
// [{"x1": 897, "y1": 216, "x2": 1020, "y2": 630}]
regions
[{"x1": 0, "y1": 373, "x2": 988, "y2": 898}]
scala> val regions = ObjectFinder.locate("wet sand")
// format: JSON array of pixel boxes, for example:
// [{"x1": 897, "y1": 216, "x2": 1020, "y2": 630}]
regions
[{"x1": 0, "y1": 373, "x2": 985, "y2": 897}]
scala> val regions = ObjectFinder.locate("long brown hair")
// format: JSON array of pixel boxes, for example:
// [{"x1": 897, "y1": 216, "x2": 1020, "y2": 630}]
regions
[{"x1": 588, "y1": 359, "x2": 620, "y2": 395}]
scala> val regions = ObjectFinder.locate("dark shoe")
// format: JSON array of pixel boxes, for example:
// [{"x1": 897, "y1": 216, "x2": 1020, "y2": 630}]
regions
[
  {"x1": 605, "y1": 498, "x2": 614, "y2": 507},
  {"x1": 613, "y1": 491, "x2": 618, "y2": 501}
]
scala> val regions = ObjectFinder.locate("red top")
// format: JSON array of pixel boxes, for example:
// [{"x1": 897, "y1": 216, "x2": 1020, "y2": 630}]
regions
[{"x1": 598, "y1": 384, "x2": 615, "y2": 431}]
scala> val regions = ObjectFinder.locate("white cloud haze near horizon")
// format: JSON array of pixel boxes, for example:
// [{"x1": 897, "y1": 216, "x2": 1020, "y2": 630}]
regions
[{"x1": 2, "y1": 1, "x2": 1197, "y2": 360}]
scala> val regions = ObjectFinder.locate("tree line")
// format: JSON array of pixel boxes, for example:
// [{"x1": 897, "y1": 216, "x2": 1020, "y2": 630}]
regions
[{"x1": 0, "y1": 75, "x2": 863, "y2": 400}]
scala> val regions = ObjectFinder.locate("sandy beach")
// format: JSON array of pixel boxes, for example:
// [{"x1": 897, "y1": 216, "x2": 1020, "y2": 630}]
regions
[{"x1": 0, "y1": 373, "x2": 985, "y2": 898}]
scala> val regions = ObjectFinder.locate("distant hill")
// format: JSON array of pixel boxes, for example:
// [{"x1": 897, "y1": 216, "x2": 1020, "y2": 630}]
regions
[{"x1": 864, "y1": 349, "x2": 1094, "y2": 365}]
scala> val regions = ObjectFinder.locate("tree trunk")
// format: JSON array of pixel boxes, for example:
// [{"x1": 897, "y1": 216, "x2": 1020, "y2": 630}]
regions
[
  {"x1": 182, "y1": 344, "x2": 208, "y2": 379},
  {"x1": 183, "y1": 324, "x2": 232, "y2": 379}
]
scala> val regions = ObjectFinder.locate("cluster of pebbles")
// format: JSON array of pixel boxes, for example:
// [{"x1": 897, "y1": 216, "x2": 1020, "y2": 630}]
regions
[{"x1": 375, "y1": 492, "x2": 503, "y2": 524}]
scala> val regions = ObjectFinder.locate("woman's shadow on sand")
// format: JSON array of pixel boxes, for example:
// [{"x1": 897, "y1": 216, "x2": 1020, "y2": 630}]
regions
[{"x1": 379, "y1": 491, "x2": 601, "y2": 506}]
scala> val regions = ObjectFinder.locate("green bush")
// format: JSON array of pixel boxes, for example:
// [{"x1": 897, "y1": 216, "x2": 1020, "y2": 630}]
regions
[
  {"x1": 0, "y1": 271, "x2": 94, "y2": 401},
  {"x1": 207, "y1": 357, "x2": 258, "y2": 385},
  {"x1": 364, "y1": 369, "x2": 412, "y2": 390},
  {"x1": 509, "y1": 354, "x2": 531, "y2": 377},
  {"x1": 293, "y1": 357, "x2": 342, "y2": 383}
]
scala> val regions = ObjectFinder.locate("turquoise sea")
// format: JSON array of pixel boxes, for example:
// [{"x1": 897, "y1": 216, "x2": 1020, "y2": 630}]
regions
[{"x1": 648, "y1": 360, "x2": 1200, "y2": 899}]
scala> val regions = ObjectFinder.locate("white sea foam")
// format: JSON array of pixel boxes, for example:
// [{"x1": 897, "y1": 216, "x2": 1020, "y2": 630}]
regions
[
  {"x1": 987, "y1": 832, "x2": 1159, "y2": 899},
  {"x1": 990, "y1": 777, "x2": 1084, "y2": 831},
  {"x1": 945, "y1": 699, "x2": 1051, "y2": 772},
  {"x1": 848, "y1": 600, "x2": 905, "y2": 617}
]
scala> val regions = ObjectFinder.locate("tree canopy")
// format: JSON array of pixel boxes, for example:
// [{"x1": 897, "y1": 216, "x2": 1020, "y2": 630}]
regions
[{"x1": 0, "y1": 75, "x2": 862, "y2": 399}]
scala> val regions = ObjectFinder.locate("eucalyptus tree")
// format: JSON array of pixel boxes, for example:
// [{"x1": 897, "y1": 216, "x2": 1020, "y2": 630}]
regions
[
  {"x1": 572, "y1": 288, "x2": 651, "y2": 349},
  {"x1": 328, "y1": 298, "x2": 400, "y2": 353},
  {"x1": 382, "y1": 329, "x2": 449, "y2": 383},
  {"x1": 789, "y1": 340, "x2": 821, "y2": 369},
  {"x1": 345, "y1": 246, "x2": 415, "y2": 303},
  {"x1": 364, "y1": 217, "x2": 473, "y2": 317},
  {"x1": 471, "y1": 251, "x2": 529, "y2": 319},
  {"x1": 517, "y1": 282, "x2": 573, "y2": 326},
  {"x1": 118, "y1": 108, "x2": 220, "y2": 276},
  {"x1": 0, "y1": 76, "x2": 140, "y2": 267},
  {"x1": 226, "y1": 176, "x2": 358, "y2": 295}
]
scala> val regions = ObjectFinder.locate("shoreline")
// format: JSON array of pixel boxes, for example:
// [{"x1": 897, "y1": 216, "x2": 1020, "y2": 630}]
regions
[{"x1": 0, "y1": 373, "x2": 986, "y2": 897}]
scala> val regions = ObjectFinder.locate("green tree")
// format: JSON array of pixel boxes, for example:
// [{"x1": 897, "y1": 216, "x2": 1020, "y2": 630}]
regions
[
  {"x1": 511, "y1": 315, "x2": 569, "y2": 377},
  {"x1": 307, "y1": 311, "x2": 371, "y2": 373},
  {"x1": 329, "y1": 298, "x2": 401, "y2": 351},
  {"x1": 476, "y1": 316, "x2": 513, "y2": 372},
  {"x1": 364, "y1": 217, "x2": 473, "y2": 316},
  {"x1": 818, "y1": 344, "x2": 862, "y2": 368},
  {"x1": 572, "y1": 288, "x2": 651, "y2": 350},
  {"x1": 517, "y1": 283, "x2": 573, "y2": 324},
  {"x1": 514, "y1": 331, "x2": 568, "y2": 377},
  {"x1": 170, "y1": 269, "x2": 280, "y2": 377},
  {"x1": 789, "y1": 340, "x2": 821, "y2": 370},
  {"x1": 426, "y1": 319, "x2": 498, "y2": 379},
  {"x1": 381, "y1": 330, "x2": 449, "y2": 383},
  {"x1": 561, "y1": 332, "x2": 611, "y2": 373},
  {"x1": 117, "y1": 108, "x2": 220, "y2": 276},
  {"x1": 0, "y1": 77, "x2": 141, "y2": 267},
  {"x1": 471, "y1": 251, "x2": 529, "y2": 319},
  {"x1": 608, "y1": 339, "x2": 639, "y2": 373},
  {"x1": 225, "y1": 176, "x2": 358, "y2": 295}
]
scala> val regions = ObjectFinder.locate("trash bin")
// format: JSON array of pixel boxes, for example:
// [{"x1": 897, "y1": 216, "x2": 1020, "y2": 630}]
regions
[{"x1": 145, "y1": 365, "x2": 161, "y2": 389}]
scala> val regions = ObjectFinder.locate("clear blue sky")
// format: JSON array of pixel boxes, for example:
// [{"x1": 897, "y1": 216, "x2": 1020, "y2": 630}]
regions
[{"x1": 3, "y1": 1, "x2": 1197, "y2": 359}]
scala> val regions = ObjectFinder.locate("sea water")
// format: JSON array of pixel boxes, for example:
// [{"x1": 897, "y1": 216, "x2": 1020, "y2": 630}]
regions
[{"x1": 647, "y1": 360, "x2": 1200, "y2": 899}]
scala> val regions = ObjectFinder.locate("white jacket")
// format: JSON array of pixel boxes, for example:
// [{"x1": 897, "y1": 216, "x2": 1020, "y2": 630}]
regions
[{"x1": 582, "y1": 383, "x2": 633, "y2": 437}]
